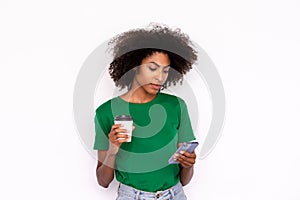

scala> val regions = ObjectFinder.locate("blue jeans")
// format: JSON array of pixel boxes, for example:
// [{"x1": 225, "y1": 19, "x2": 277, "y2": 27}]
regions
[{"x1": 116, "y1": 181, "x2": 187, "y2": 200}]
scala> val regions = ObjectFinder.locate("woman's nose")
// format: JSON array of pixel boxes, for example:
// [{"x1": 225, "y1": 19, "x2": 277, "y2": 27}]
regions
[{"x1": 155, "y1": 71, "x2": 164, "y2": 82}]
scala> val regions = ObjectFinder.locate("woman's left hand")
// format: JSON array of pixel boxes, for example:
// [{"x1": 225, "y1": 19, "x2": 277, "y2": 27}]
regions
[{"x1": 174, "y1": 151, "x2": 197, "y2": 168}]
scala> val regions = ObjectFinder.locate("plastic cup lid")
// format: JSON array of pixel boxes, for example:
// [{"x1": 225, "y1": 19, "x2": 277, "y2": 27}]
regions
[{"x1": 114, "y1": 115, "x2": 133, "y2": 121}]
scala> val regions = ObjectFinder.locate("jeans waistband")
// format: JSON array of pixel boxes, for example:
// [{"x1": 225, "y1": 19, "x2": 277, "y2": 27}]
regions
[{"x1": 118, "y1": 181, "x2": 183, "y2": 199}]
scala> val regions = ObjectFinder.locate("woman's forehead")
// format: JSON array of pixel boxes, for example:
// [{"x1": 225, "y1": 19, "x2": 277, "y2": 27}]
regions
[{"x1": 141, "y1": 52, "x2": 171, "y2": 66}]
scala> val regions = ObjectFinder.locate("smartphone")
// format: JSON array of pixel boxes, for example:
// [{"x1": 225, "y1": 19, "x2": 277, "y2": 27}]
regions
[{"x1": 168, "y1": 142, "x2": 199, "y2": 164}]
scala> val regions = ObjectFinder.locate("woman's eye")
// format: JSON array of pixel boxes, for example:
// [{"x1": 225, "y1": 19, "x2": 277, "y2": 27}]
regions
[
  {"x1": 163, "y1": 70, "x2": 169, "y2": 74},
  {"x1": 149, "y1": 67, "x2": 157, "y2": 71}
]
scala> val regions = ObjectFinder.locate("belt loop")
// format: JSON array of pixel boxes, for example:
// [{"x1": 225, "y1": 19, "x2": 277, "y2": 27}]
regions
[
  {"x1": 135, "y1": 190, "x2": 140, "y2": 200},
  {"x1": 170, "y1": 188, "x2": 175, "y2": 200}
]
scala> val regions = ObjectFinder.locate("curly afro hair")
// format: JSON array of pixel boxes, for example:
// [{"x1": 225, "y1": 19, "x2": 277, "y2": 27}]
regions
[{"x1": 108, "y1": 23, "x2": 198, "y2": 89}]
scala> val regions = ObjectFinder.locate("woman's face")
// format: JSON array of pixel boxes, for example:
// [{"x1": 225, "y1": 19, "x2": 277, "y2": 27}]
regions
[{"x1": 133, "y1": 52, "x2": 171, "y2": 95}]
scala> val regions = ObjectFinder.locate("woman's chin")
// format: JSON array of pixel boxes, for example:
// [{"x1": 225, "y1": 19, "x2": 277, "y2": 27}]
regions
[{"x1": 145, "y1": 88, "x2": 160, "y2": 95}]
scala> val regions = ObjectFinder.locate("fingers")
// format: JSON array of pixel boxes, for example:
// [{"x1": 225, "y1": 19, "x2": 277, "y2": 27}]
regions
[
  {"x1": 109, "y1": 132, "x2": 129, "y2": 142},
  {"x1": 176, "y1": 157, "x2": 194, "y2": 167},
  {"x1": 109, "y1": 124, "x2": 130, "y2": 144},
  {"x1": 108, "y1": 124, "x2": 136, "y2": 146},
  {"x1": 115, "y1": 133, "x2": 129, "y2": 141},
  {"x1": 180, "y1": 151, "x2": 196, "y2": 159},
  {"x1": 110, "y1": 124, "x2": 122, "y2": 131},
  {"x1": 107, "y1": 124, "x2": 134, "y2": 155},
  {"x1": 109, "y1": 124, "x2": 127, "y2": 135},
  {"x1": 174, "y1": 151, "x2": 197, "y2": 168},
  {"x1": 115, "y1": 138, "x2": 129, "y2": 143},
  {"x1": 110, "y1": 124, "x2": 126, "y2": 132}
]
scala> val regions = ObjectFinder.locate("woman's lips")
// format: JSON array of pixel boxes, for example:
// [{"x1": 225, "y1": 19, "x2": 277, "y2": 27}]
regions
[{"x1": 149, "y1": 83, "x2": 161, "y2": 90}]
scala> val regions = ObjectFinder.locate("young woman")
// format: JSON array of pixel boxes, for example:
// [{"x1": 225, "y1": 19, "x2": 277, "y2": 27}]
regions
[{"x1": 94, "y1": 24, "x2": 198, "y2": 200}]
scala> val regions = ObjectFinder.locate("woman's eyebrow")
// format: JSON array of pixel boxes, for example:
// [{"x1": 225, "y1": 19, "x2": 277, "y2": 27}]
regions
[{"x1": 149, "y1": 62, "x2": 170, "y2": 68}]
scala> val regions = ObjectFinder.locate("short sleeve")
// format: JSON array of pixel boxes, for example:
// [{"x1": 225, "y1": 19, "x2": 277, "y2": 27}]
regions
[
  {"x1": 93, "y1": 107, "x2": 111, "y2": 150},
  {"x1": 177, "y1": 99, "x2": 196, "y2": 143}
]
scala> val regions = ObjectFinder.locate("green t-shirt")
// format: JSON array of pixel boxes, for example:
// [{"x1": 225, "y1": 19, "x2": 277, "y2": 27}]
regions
[{"x1": 93, "y1": 92, "x2": 195, "y2": 192}]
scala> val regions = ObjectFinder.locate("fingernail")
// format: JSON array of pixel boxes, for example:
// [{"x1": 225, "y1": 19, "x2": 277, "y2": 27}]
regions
[{"x1": 180, "y1": 151, "x2": 184, "y2": 154}]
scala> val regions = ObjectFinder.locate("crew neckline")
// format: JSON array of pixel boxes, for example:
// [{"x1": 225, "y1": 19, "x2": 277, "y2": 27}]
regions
[{"x1": 117, "y1": 92, "x2": 161, "y2": 105}]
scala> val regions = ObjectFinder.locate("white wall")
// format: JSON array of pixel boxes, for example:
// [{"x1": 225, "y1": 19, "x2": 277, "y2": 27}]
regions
[{"x1": 1, "y1": 0, "x2": 300, "y2": 199}]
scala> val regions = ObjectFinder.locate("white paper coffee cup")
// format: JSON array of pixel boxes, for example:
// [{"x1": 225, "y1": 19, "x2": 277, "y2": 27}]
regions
[{"x1": 114, "y1": 115, "x2": 133, "y2": 142}]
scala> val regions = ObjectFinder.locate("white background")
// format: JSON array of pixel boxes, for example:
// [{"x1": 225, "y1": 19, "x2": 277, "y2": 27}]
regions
[{"x1": 1, "y1": 0, "x2": 300, "y2": 199}]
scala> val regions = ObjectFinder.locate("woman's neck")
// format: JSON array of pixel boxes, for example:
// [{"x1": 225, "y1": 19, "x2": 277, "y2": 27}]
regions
[{"x1": 121, "y1": 87, "x2": 157, "y2": 104}]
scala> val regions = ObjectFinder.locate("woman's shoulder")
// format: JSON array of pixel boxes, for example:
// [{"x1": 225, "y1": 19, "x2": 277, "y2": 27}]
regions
[{"x1": 95, "y1": 97, "x2": 118, "y2": 113}]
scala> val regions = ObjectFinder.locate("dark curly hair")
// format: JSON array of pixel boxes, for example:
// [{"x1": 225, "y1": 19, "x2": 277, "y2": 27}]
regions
[{"x1": 108, "y1": 23, "x2": 198, "y2": 89}]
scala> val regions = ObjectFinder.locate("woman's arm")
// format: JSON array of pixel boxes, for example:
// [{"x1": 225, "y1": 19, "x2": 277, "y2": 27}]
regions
[
  {"x1": 96, "y1": 150, "x2": 117, "y2": 188},
  {"x1": 178, "y1": 151, "x2": 196, "y2": 186},
  {"x1": 175, "y1": 143, "x2": 197, "y2": 186},
  {"x1": 95, "y1": 124, "x2": 131, "y2": 188}
]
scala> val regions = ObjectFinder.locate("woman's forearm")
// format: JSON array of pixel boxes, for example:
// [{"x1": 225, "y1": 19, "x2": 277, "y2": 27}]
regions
[
  {"x1": 96, "y1": 153, "x2": 116, "y2": 188},
  {"x1": 180, "y1": 166, "x2": 194, "y2": 186}
]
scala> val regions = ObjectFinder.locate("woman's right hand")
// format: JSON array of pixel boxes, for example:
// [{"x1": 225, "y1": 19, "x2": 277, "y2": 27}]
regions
[{"x1": 107, "y1": 124, "x2": 130, "y2": 155}]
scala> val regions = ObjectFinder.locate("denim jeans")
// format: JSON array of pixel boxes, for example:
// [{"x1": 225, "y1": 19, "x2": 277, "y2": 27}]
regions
[{"x1": 116, "y1": 181, "x2": 187, "y2": 200}]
